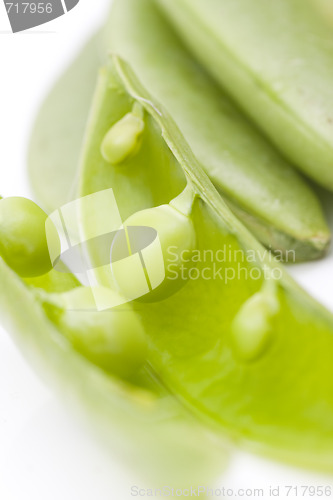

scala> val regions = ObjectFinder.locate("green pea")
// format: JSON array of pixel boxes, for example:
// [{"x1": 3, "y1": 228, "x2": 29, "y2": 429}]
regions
[
  {"x1": 231, "y1": 281, "x2": 280, "y2": 362},
  {"x1": 101, "y1": 103, "x2": 145, "y2": 165},
  {"x1": 0, "y1": 197, "x2": 59, "y2": 278},
  {"x1": 51, "y1": 286, "x2": 148, "y2": 379},
  {"x1": 112, "y1": 203, "x2": 196, "y2": 302}
]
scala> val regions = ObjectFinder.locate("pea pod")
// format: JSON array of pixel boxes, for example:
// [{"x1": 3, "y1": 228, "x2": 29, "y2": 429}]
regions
[
  {"x1": 155, "y1": 0, "x2": 333, "y2": 190},
  {"x1": 27, "y1": 1, "x2": 331, "y2": 261},
  {"x1": 9, "y1": 16, "x2": 333, "y2": 474},
  {"x1": 76, "y1": 55, "x2": 333, "y2": 470},
  {"x1": 0, "y1": 215, "x2": 225, "y2": 491},
  {"x1": 28, "y1": 32, "x2": 102, "y2": 212}
]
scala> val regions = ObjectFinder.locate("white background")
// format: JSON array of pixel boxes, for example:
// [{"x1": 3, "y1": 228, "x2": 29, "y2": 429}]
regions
[{"x1": 0, "y1": 1, "x2": 333, "y2": 498}]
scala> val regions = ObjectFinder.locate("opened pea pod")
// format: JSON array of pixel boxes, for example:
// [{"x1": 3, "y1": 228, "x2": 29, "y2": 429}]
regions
[
  {"x1": 4, "y1": 53, "x2": 333, "y2": 475},
  {"x1": 28, "y1": 0, "x2": 331, "y2": 262},
  {"x1": 75, "y1": 55, "x2": 333, "y2": 470},
  {"x1": 0, "y1": 199, "x2": 225, "y2": 490},
  {"x1": 106, "y1": 0, "x2": 331, "y2": 261},
  {"x1": 2, "y1": 1, "x2": 333, "y2": 481}
]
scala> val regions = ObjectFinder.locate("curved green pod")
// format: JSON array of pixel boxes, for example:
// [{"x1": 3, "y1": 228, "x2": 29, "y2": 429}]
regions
[
  {"x1": 106, "y1": 0, "x2": 330, "y2": 261},
  {"x1": 27, "y1": 1, "x2": 331, "y2": 261},
  {"x1": 76, "y1": 55, "x2": 333, "y2": 470},
  {"x1": 28, "y1": 32, "x2": 103, "y2": 212},
  {"x1": 0, "y1": 261, "x2": 224, "y2": 490},
  {"x1": 155, "y1": 0, "x2": 333, "y2": 191}
]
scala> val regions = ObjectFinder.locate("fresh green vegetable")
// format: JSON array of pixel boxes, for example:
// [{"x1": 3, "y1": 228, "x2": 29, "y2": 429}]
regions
[
  {"x1": 77, "y1": 55, "x2": 333, "y2": 470},
  {"x1": 43, "y1": 287, "x2": 148, "y2": 379},
  {"x1": 2, "y1": 0, "x2": 333, "y2": 483},
  {"x1": 155, "y1": 0, "x2": 333, "y2": 190},
  {"x1": 28, "y1": 0, "x2": 331, "y2": 261},
  {"x1": 2, "y1": 52, "x2": 333, "y2": 478},
  {"x1": 231, "y1": 280, "x2": 280, "y2": 362},
  {"x1": 101, "y1": 102, "x2": 145, "y2": 165},
  {"x1": 115, "y1": 192, "x2": 197, "y2": 302},
  {"x1": 106, "y1": 0, "x2": 330, "y2": 261},
  {"x1": 28, "y1": 32, "x2": 102, "y2": 212},
  {"x1": 0, "y1": 196, "x2": 59, "y2": 277},
  {"x1": 0, "y1": 260, "x2": 224, "y2": 490}
]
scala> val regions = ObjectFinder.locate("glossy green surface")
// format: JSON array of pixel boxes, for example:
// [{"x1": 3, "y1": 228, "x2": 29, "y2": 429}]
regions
[
  {"x1": 231, "y1": 281, "x2": 280, "y2": 362},
  {"x1": 0, "y1": 260, "x2": 223, "y2": 488},
  {"x1": 28, "y1": 32, "x2": 102, "y2": 212},
  {"x1": 27, "y1": 1, "x2": 331, "y2": 261},
  {"x1": 78, "y1": 56, "x2": 333, "y2": 470},
  {"x1": 101, "y1": 104, "x2": 145, "y2": 165},
  {"x1": 0, "y1": 197, "x2": 59, "y2": 277},
  {"x1": 107, "y1": 0, "x2": 330, "y2": 261},
  {"x1": 156, "y1": 0, "x2": 333, "y2": 190},
  {"x1": 117, "y1": 203, "x2": 197, "y2": 302},
  {"x1": 3, "y1": 0, "x2": 333, "y2": 480},
  {"x1": 42, "y1": 287, "x2": 149, "y2": 379}
]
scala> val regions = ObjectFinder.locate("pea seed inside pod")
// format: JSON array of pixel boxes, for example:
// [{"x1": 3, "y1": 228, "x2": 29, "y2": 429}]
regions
[
  {"x1": 51, "y1": 286, "x2": 148, "y2": 379},
  {"x1": 111, "y1": 204, "x2": 197, "y2": 302},
  {"x1": 0, "y1": 197, "x2": 60, "y2": 278},
  {"x1": 101, "y1": 105, "x2": 145, "y2": 165},
  {"x1": 231, "y1": 281, "x2": 280, "y2": 362}
]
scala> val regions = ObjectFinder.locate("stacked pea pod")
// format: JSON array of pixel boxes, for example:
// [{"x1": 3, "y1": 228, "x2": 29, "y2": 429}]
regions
[{"x1": 2, "y1": 0, "x2": 333, "y2": 489}]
